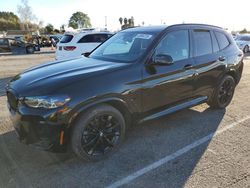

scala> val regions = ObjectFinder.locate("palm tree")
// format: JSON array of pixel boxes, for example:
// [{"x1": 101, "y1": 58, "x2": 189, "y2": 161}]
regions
[
  {"x1": 119, "y1": 17, "x2": 123, "y2": 25},
  {"x1": 124, "y1": 18, "x2": 128, "y2": 25},
  {"x1": 131, "y1": 16, "x2": 134, "y2": 26}
]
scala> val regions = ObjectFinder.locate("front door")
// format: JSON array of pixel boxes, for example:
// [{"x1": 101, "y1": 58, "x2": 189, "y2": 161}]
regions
[{"x1": 142, "y1": 29, "x2": 196, "y2": 113}]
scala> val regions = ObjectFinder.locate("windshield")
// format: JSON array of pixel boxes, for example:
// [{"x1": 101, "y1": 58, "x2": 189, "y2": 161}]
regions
[{"x1": 89, "y1": 31, "x2": 156, "y2": 63}]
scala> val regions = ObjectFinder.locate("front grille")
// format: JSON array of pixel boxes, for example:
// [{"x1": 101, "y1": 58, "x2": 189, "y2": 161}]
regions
[{"x1": 7, "y1": 92, "x2": 18, "y2": 110}]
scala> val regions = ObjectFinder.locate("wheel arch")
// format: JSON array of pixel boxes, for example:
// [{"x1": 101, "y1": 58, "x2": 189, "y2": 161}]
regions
[
  {"x1": 26, "y1": 45, "x2": 35, "y2": 53},
  {"x1": 68, "y1": 97, "x2": 133, "y2": 130},
  {"x1": 226, "y1": 64, "x2": 243, "y2": 85}
]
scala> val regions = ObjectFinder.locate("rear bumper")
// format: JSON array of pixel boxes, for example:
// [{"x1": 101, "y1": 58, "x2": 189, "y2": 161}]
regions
[{"x1": 8, "y1": 102, "x2": 68, "y2": 152}]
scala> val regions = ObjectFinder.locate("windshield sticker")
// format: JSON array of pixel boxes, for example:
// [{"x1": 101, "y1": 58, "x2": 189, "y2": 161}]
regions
[{"x1": 135, "y1": 34, "x2": 152, "y2": 39}]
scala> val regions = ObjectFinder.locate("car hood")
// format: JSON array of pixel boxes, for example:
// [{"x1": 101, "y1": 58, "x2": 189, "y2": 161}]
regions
[{"x1": 8, "y1": 57, "x2": 128, "y2": 96}]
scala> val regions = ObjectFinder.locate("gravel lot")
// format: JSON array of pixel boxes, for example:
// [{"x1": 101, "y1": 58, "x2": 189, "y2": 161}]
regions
[{"x1": 0, "y1": 53, "x2": 250, "y2": 188}]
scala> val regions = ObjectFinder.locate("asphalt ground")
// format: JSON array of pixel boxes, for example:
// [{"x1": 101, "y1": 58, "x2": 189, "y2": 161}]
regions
[{"x1": 0, "y1": 53, "x2": 250, "y2": 188}]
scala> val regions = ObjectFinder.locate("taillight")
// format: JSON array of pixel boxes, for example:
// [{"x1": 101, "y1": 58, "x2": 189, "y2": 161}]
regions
[{"x1": 63, "y1": 46, "x2": 76, "y2": 51}]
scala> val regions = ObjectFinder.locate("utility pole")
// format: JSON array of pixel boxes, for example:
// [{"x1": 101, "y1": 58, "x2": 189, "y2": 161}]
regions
[{"x1": 105, "y1": 16, "x2": 107, "y2": 31}]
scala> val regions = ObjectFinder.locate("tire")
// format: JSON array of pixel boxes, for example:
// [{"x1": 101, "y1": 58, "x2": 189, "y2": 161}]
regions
[
  {"x1": 26, "y1": 46, "x2": 35, "y2": 54},
  {"x1": 71, "y1": 104, "x2": 126, "y2": 161},
  {"x1": 208, "y1": 75, "x2": 236, "y2": 109},
  {"x1": 243, "y1": 45, "x2": 249, "y2": 53}
]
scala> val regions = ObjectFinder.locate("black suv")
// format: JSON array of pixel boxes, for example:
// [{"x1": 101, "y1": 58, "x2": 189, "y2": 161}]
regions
[{"x1": 6, "y1": 24, "x2": 244, "y2": 161}]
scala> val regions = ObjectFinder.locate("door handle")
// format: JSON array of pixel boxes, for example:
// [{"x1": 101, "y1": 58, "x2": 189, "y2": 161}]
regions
[
  {"x1": 184, "y1": 64, "x2": 193, "y2": 70},
  {"x1": 218, "y1": 56, "x2": 226, "y2": 61}
]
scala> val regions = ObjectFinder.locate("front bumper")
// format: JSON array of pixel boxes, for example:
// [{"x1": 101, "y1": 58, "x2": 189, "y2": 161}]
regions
[{"x1": 7, "y1": 99, "x2": 69, "y2": 152}]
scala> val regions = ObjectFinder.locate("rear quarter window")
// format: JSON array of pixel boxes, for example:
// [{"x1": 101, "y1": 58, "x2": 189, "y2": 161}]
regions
[
  {"x1": 214, "y1": 31, "x2": 230, "y2": 50},
  {"x1": 60, "y1": 35, "x2": 74, "y2": 43}
]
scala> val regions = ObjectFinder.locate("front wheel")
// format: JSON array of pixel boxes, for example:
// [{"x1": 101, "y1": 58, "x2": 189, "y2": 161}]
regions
[
  {"x1": 71, "y1": 104, "x2": 126, "y2": 161},
  {"x1": 208, "y1": 75, "x2": 236, "y2": 109}
]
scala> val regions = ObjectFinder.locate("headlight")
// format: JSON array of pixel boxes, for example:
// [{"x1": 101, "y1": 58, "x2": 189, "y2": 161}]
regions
[{"x1": 24, "y1": 95, "x2": 71, "y2": 109}]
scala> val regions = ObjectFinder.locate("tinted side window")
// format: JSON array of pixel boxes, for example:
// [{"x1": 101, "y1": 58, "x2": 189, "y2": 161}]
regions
[
  {"x1": 214, "y1": 31, "x2": 230, "y2": 50},
  {"x1": 193, "y1": 30, "x2": 212, "y2": 56},
  {"x1": 0, "y1": 39, "x2": 8, "y2": 45},
  {"x1": 78, "y1": 34, "x2": 110, "y2": 43},
  {"x1": 155, "y1": 30, "x2": 189, "y2": 61}
]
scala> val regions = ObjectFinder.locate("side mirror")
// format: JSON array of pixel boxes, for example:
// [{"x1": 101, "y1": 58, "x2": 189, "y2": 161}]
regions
[
  {"x1": 153, "y1": 54, "x2": 173, "y2": 65},
  {"x1": 82, "y1": 52, "x2": 91, "y2": 57}
]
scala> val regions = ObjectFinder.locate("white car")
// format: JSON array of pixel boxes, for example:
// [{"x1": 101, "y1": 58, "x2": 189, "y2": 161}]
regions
[
  {"x1": 55, "y1": 31, "x2": 113, "y2": 60},
  {"x1": 235, "y1": 34, "x2": 250, "y2": 53}
]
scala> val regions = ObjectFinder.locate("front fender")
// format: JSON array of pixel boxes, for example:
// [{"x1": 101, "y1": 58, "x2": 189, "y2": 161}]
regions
[{"x1": 67, "y1": 96, "x2": 132, "y2": 128}]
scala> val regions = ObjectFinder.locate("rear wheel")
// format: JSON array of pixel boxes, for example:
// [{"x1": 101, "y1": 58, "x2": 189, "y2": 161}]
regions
[
  {"x1": 208, "y1": 75, "x2": 236, "y2": 109},
  {"x1": 243, "y1": 45, "x2": 249, "y2": 53},
  {"x1": 26, "y1": 46, "x2": 34, "y2": 54},
  {"x1": 71, "y1": 104, "x2": 125, "y2": 161}
]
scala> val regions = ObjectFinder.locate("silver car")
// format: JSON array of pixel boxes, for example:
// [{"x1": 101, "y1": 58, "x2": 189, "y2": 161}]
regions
[{"x1": 235, "y1": 34, "x2": 250, "y2": 53}]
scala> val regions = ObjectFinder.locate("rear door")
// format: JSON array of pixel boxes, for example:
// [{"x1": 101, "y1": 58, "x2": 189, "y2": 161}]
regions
[
  {"x1": 192, "y1": 29, "x2": 226, "y2": 98},
  {"x1": 9, "y1": 39, "x2": 27, "y2": 54}
]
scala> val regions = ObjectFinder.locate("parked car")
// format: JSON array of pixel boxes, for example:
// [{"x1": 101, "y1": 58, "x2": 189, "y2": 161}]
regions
[
  {"x1": 55, "y1": 31, "x2": 112, "y2": 60},
  {"x1": 6, "y1": 24, "x2": 244, "y2": 161},
  {"x1": 235, "y1": 34, "x2": 250, "y2": 53},
  {"x1": 0, "y1": 38, "x2": 36, "y2": 54},
  {"x1": 13, "y1": 36, "x2": 40, "y2": 51}
]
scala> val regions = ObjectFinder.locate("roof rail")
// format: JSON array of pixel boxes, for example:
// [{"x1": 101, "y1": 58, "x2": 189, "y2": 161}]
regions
[{"x1": 168, "y1": 23, "x2": 223, "y2": 29}]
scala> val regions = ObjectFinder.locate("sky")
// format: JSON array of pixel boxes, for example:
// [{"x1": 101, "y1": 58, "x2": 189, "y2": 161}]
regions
[{"x1": 0, "y1": 0, "x2": 250, "y2": 31}]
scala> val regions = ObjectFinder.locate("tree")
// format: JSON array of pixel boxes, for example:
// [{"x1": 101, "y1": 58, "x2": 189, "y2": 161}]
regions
[
  {"x1": 131, "y1": 16, "x2": 134, "y2": 26},
  {"x1": 119, "y1": 17, "x2": 123, "y2": 25},
  {"x1": 68, "y1": 12, "x2": 91, "y2": 29},
  {"x1": 45, "y1": 24, "x2": 54, "y2": 34},
  {"x1": 0, "y1": 12, "x2": 20, "y2": 31},
  {"x1": 239, "y1": 28, "x2": 248, "y2": 34},
  {"x1": 17, "y1": 0, "x2": 37, "y2": 30},
  {"x1": 124, "y1": 18, "x2": 128, "y2": 25},
  {"x1": 54, "y1": 29, "x2": 60, "y2": 33},
  {"x1": 60, "y1": 24, "x2": 66, "y2": 33},
  {"x1": 119, "y1": 16, "x2": 135, "y2": 30}
]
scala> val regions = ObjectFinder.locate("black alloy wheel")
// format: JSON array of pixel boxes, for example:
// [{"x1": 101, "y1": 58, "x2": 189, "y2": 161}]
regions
[
  {"x1": 71, "y1": 104, "x2": 125, "y2": 161},
  {"x1": 243, "y1": 45, "x2": 249, "y2": 54},
  {"x1": 26, "y1": 46, "x2": 34, "y2": 54},
  {"x1": 81, "y1": 114, "x2": 121, "y2": 156},
  {"x1": 208, "y1": 75, "x2": 236, "y2": 109},
  {"x1": 218, "y1": 78, "x2": 235, "y2": 106}
]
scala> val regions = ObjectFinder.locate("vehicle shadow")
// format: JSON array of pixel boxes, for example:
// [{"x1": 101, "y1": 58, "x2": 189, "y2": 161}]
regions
[
  {"x1": 0, "y1": 105, "x2": 225, "y2": 187},
  {"x1": 0, "y1": 76, "x2": 12, "y2": 96}
]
